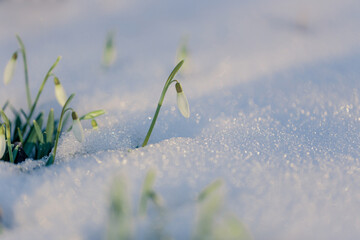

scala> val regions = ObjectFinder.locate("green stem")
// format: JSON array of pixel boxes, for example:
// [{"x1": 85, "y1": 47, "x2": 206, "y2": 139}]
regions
[
  {"x1": 22, "y1": 56, "x2": 61, "y2": 133},
  {"x1": 53, "y1": 94, "x2": 75, "y2": 161},
  {"x1": 141, "y1": 60, "x2": 184, "y2": 147},
  {"x1": 16, "y1": 35, "x2": 32, "y2": 110}
]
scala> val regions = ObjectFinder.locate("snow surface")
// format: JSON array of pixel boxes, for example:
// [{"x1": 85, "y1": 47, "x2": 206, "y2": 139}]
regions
[{"x1": 1, "y1": 0, "x2": 360, "y2": 239}]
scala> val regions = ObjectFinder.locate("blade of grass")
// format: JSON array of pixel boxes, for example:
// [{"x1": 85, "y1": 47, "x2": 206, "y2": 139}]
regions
[
  {"x1": 17, "y1": 127, "x2": 24, "y2": 144},
  {"x1": 33, "y1": 120, "x2": 44, "y2": 144},
  {"x1": 79, "y1": 110, "x2": 106, "y2": 120},
  {"x1": 23, "y1": 112, "x2": 43, "y2": 157},
  {"x1": 1, "y1": 101, "x2": 9, "y2": 111},
  {"x1": 45, "y1": 109, "x2": 54, "y2": 143}
]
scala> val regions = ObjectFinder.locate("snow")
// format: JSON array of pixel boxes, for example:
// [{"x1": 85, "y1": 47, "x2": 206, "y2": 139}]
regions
[{"x1": 1, "y1": 0, "x2": 360, "y2": 239}]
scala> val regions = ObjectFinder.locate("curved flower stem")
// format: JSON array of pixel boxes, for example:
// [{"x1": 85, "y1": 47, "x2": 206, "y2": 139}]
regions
[
  {"x1": 22, "y1": 56, "x2": 61, "y2": 133},
  {"x1": 52, "y1": 94, "x2": 75, "y2": 161},
  {"x1": 141, "y1": 60, "x2": 184, "y2": 147},
  {"x1": 16, "y1": 35, "x2": 32, "y2": 110}
]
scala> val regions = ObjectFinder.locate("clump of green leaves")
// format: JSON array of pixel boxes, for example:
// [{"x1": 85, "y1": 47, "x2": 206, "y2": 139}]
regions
[{"x1": 0, "y1": 35, "x2": 105, "y2": 165}]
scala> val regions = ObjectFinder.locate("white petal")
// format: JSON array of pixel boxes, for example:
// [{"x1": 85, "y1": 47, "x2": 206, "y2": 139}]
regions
[
  {"x1": 0, "y1": 126, "x2": 6, "y2": 159},
  {"x1": 55, "y1": 84, "x2": 67, "y2": 106},
  {"x1": 3, "y1": 57, "x2": 17, "y2": 85},
  {"x1": 177, "y1": 92, "x2": 190, "y2": 118},
  {"x1": 72, "y1": 119, "x2": 84, "y2": 142}
]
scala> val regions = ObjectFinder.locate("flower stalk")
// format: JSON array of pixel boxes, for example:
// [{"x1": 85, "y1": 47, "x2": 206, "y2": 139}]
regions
[
  {"x1": 142, "y1": 60, "x2": 185, "y2": 147},
  {"x1": 16, "y1": 35, "x2": 32, "y2": 110}
]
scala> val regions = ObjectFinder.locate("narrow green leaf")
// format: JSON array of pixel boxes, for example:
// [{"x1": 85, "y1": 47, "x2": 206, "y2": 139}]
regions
[
  {"x1": 12, "y1": 145, "x2": 20, "y2": 162},
  {"x1": 33, "y1": 120, "x2": 44, "y2": 144},
  {"x1": 45, "y1": 108, "x2": 54, "y2": 143},
  {"x1": 17, "y1": 127, "x2": 24, "y2": 144},
  {"x1": 139, "y1": 169, "x2": 157, "y2": 215},
  {"x1": 80, "y1": 110, "x2": 106, "y2": 120},
  {"x1": 20, "y1": 109, "x2": 28, "y2": 119},
  {"x1": 45, "y1": 153, "x2": 54, "y2": 166},
  {"x1": 1, "y1": 100, "x2": 9, "y2": 111},
  {"x1": 198, "y1": 179, "x2": 223, "y2": 202},
  {"x1": 23, "y1": 112, "x2": 43, "y2": 157}
]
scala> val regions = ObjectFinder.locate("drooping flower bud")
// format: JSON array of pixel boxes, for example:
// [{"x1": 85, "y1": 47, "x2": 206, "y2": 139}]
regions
[
  {"x1": 91, "y1": 119, "x2": 98, "y2": 130},
  {"x1": 72, "y1": 111, "x2": 84, "y2": 142},
  {"x1": 175, "y1": 82, "x2": 190, "y2": 118},
  {"x1": 3, "y1": 52, "x2": 18, "y2": 85},
  {"x1": 0, "y1": 125, "x2": 6, "y2": 159},
  {"x1": 54, "y1": 77, "x2": 67, "y2": 107}
]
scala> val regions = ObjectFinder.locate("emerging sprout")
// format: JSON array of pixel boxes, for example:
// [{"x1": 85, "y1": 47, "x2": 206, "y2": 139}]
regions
[
  {"x1": 3, "y1": 52, "x2": 18, "y2": 85},
  {"x1": 175, "y1": 82, "x2": 190, "y2": 118},
  {"x1": 0, "y1": 125, "x2": 5, "y2": 159},
  {"x1": 54, "y1": 77, "x2": 67, "y2": 107},
  {"x1": 72, "y1": 111, "x2": 84, "y2": 142}
]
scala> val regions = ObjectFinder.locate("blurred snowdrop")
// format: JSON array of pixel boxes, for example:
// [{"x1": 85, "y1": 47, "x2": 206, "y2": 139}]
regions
[
  {"x1": 175, "y1": 82, "x2": 190, "y2": 118},
  {"x1": 3, "y1": 52, "x2": 17, "y2": 85},
  {"x1": 0, "y1": 125, "x2": 5, "y2": 159},
  {"x1": 102, "y1": 31, "x2": 117, "y2": 67},
  {"x1": 54, "y1": 77, "x2": 67, "y2": 106},
  {"x1": 71, "y1": 111, "x2": 84, "y2": 142}
]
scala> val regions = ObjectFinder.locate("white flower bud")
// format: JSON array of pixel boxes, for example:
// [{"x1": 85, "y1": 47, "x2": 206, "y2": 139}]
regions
[
  {"x1": 72, "y1": 111, "x2": 84, "y2": 142},
  {"x1": 3, "y1": 52, "x2": 17, "y2": 85},
  {"x1": 54, "y1": 77, "x2": 67, "y2": 107},
  {"x1": 0, "y1": 125, "x2": 5, "y2": 159},
  {"x1": 175, "y1": 82, "x2": 190, "y2": 118}
]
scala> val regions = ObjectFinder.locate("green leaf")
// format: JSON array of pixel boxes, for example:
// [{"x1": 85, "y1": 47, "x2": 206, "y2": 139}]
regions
[
  {"x1": 23, "y1": 112, "x2": 43, "y2": 157},
  {"x1": 1, "y1": 100, "x2": 9, "y2": 111},
  {"x1": 139, "y1": 169, "x2": 157, "y2": 215},
  {"x1": 45, "y1": 108, "x2": 54, "y2": 143},
  {"x1": 198, "y1": 179, "x2": 223, "y2": 202},
  {"x1": 45, "y1": 153, "x2": 54, "y2": 166},
  {"x1": 80, "y1": 110, "x2": 106, "y2": 120},
  {"x1": 17, "y1": 127, "x2": 24, "y2": 144},
  {"x1": 33, "y1": 120, "x2": 44, "y2": 144},
  {"x1": 12, "y1": 145, "x2": 20, "y2": 162}
]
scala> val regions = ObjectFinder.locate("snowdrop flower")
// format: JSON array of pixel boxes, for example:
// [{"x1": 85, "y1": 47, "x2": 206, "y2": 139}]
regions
[
  {"x1": 175, "y1": 82, "x2": 190, "y2": 118},
  {"x1": 0, "y1": 125, "x2": 5, "y2": 159},
  {"x1": 54, "y1": 77, "x2": 67, "y2": 106},
  {"x1": 3, "y1": 52, "x2": 17, "y2": 85},
  {"x1": 72, "y1": 111, "x2": 84, "y2": 142}
]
